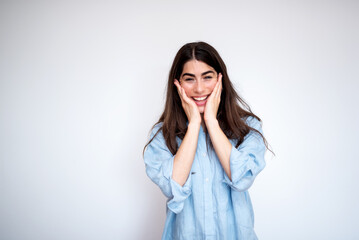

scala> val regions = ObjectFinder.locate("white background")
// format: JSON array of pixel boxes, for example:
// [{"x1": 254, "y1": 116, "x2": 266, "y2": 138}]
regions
[{"x1": 1, "y1": 1, "x2": 358, "y2": 239}]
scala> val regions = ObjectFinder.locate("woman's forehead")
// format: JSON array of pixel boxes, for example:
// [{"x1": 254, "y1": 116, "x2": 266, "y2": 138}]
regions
[{"x1": 182, "y1": 60, "x2": 215, "y2": 74}]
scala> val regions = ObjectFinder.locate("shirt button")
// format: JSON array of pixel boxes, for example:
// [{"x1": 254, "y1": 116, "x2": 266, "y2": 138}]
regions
[{"x1": 205, "y1": 178, "x2": 209, "y2": 182}]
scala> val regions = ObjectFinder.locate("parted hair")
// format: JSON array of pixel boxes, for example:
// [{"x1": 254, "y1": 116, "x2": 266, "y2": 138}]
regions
[{"x1": 143, "y1": 41, "x2": 272, "y2": 156}]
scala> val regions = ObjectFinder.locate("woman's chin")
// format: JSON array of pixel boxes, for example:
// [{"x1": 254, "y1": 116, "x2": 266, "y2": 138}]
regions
[{"x1": 198, "y1": 106, "x2": 205, "y2": 114}]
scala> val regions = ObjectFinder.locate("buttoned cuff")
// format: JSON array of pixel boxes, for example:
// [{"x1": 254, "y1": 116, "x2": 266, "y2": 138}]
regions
[
  {"x1": 163, "y1": 156, "x2": 192, "y2": 214},
  {"x1": 167, "y1": 174, "x2": 192, "y2": 214},
  {"x1": 222, "y1": 145, "x2": 255, "y2": 191}
]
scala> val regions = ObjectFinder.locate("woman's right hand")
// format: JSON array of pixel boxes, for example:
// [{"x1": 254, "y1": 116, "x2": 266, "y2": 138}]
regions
[{"x1": 174, "y1": 79, "x2": 201, "y2": 124}]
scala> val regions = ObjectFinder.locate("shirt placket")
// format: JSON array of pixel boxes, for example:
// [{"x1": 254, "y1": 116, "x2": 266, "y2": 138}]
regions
[{"x1": 198, "y1": 130, "x2": 215, "y2": 238}]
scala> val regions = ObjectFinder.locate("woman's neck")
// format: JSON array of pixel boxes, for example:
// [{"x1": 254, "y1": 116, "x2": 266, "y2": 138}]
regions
[{"x1": 200, "y1": 114, "x2": 207, "y2": 132}]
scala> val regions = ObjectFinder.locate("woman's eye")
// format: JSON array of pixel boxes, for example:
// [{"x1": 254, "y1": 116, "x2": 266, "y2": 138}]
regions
[
  {"x1": 204, "y1": 76, "x2": 213, "y2": 80},
  {"x1": 185, "y1": 78, "x2": 195, "y2": 81}
]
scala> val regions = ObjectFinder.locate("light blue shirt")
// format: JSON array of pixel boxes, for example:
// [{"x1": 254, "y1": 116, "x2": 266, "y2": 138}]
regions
[{"x1": 144, "y1": 116, "x2": 266, "y2": 240}]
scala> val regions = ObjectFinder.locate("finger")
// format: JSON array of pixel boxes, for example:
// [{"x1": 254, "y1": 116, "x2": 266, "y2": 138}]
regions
[
  {"x1": 174, "y1": 79, "x2": 181, "y2": 90},
  {"x1": 175, "y1": 80, "x2": 190, "y2": 103},
  {"x1": 174, "y1": 79, "x2": 196, "y2": 107},
  {"x1": 206, "y1": 87, "x2": 215, "y2": 102},
  {"x1": 181, "y1": 86, "x2": 193, "y2": 105},
  {"x1": 174, "y1": 79, "x2": 183, "y2": 100},
  {"x1": 211, "y1": 74, "x2": 221, "y2": 98},
  {"x1": 217, "y1": 79, "x2": 222, "y2": 100},
  {"x1": 207, "y1": 82, "x2": 219, "y2": 103},
  {"x1": 216, "y1": 73, "x2": 222, "y2": 97}
]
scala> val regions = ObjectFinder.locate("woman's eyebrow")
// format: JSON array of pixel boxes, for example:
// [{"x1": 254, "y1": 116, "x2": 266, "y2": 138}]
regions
[
  {"x1": 182, "y1": 71, "x2": 215, "y2": 78},
  {"x1": 182, "y1": 73, "x2": 195, "y2": 77},
  {"x1": 202, "y1": 70, "x2": 215, "y2": 75}
]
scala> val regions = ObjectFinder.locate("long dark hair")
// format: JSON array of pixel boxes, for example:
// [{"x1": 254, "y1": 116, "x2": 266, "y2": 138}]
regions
[{"x1": 144, "y1": 41, "x2": 273, "y2": 155}]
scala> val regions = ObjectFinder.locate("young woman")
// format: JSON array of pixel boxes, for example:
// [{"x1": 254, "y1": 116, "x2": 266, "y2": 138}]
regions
[{"x1": 143, "y1": 41, "x2": 271, "y2": 240}]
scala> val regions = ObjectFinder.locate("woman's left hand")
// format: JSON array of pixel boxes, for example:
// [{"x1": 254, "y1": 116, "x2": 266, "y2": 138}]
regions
[{"x1": 204, "y1": 73, "x2": 222, "y2": 123}]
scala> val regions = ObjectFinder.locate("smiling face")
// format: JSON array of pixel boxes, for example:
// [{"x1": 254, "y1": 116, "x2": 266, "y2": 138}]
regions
[{"x1": 180, "y1": 60, "x2": 218, "y2": 113}]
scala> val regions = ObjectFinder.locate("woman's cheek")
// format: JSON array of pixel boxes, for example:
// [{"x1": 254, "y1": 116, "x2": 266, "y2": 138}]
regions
[
  {"x1": 209, "y1": 85, "x2": 216, "y2": 94},
  {"x1": 180, "y1": 85, "x2": 190, "y2": 96},
  {"x1": 209, "y1": 80, "x2": 217, "y2": 91}
]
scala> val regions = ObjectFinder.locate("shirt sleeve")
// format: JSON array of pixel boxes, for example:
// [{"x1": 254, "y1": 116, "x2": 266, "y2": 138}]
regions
[
  {"x1": 143, "y1": 124, "x2": 192, "y2": 214},
  {"x1": 223, "y1": 116, "x2": 266, "y2": 192}
]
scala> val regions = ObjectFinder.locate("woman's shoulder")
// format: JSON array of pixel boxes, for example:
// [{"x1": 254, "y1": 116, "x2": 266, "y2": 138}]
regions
[
  {"x1": 152, "y1": 121, "x2": 163, "y2": 132},
  {"x1": 149, "y1": 122, "x2": 164, "y2": 139},
  {"x1": 244, "y1": 115, "x2": 260, "y2": 124},
  {"x1": 242, "y1": 115, "x2": 262, "y2": 131},
  {"x1": 149, "y1": 122, "x2": 182, "y2": 146}
]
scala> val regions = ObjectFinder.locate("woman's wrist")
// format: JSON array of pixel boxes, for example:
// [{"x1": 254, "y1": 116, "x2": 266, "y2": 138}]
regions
[
  {"x1": 204, "y1": 117, "x2": 218, "y2": 127},
  {"x1": 188, "y1": 119, "x2": 201, "y2": 128},
  {"x1": 188, "y1": 116, "x2": 202, "y2": 125}
]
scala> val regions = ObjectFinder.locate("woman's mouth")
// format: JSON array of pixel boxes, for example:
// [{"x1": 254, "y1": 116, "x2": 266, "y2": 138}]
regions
[{"x1": 192, "y1": 95, "x2": 209, "y2": 106}]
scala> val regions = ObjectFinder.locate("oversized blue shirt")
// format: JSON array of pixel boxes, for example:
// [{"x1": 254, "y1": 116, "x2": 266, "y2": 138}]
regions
[{"x1": 144, "y1": 116, "x2": 266, "y2": 240}]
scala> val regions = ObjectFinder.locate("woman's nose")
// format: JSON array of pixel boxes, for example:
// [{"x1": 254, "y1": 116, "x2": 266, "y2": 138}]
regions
[{"x1": 194, "y1": 81, "x2": 204, "y2": 93}]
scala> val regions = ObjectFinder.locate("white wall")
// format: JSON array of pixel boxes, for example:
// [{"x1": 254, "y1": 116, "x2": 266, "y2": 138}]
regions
[{"x1": 1, "y1": 1, "x2": 358, "y2": 239}]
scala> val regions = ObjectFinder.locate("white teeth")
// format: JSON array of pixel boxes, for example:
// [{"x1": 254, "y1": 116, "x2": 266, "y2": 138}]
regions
[{"x1": 193, "y1": 96, "x2": 208, "y2": 101}]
